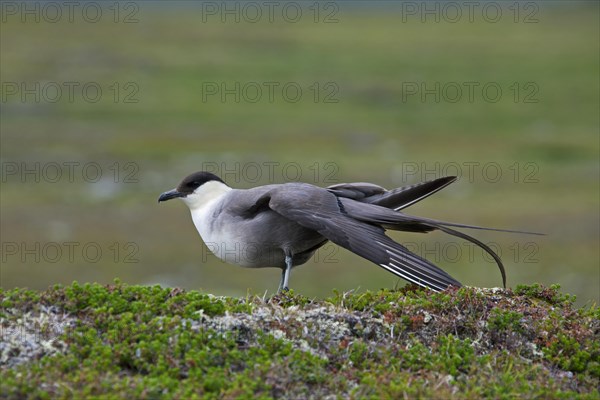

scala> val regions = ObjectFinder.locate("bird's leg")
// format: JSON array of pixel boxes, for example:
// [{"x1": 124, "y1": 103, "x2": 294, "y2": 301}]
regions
[
  {"x1": 278, "y1": 255, "x2": 293, "y2": 292},
  {"x1": 278, "y1": 269, "x2": 286, "y2": 292}
]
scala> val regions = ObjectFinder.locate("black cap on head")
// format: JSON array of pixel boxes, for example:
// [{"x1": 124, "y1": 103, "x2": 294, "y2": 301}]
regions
[
  {"x1": 176, "y1": 171, "x2": 225, "y2": 195},
  {"x1": 158, "y1": 171, "x2": 225, "y2": 202}
]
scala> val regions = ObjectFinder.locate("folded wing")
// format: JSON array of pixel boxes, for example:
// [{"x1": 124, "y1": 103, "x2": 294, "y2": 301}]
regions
[{"x1": 267, "y1": 188, "x2": 463, "y2": 291}]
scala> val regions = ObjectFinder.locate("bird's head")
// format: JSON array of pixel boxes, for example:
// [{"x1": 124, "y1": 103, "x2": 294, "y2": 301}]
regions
[{"x1": 158, "y1": 171, "x2": 230, "y2": 210}]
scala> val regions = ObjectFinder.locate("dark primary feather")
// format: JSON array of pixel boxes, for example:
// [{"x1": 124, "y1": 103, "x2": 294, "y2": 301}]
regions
[{"x1": 327, "y1": 176, "x2": 457, "y2": 211}]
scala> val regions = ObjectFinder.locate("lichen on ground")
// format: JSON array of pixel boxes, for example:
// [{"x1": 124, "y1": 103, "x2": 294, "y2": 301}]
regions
[{"x1": 0, "y1": 281, "x2": 598, "y2": 399}]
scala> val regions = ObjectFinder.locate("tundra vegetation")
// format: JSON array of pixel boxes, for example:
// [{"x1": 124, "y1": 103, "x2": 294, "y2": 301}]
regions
[{"x1": 1, "y1": 281, "x2": 598, "y2": 399}]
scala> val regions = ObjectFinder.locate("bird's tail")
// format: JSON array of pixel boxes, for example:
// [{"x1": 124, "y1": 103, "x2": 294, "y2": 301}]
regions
[{"x1": 339, "y1": 198, "x2": 544, "y2": 288}]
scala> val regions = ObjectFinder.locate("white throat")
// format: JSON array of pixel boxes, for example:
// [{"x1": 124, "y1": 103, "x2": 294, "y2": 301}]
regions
[{"x1": 181, "y1": 180, "x2": 232, "y2": 212}]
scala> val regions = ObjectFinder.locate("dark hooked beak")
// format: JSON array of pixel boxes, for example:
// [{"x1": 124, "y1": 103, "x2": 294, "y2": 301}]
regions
[{"x1": 158, "y1": 189, "x2": 185, "y2": 203}]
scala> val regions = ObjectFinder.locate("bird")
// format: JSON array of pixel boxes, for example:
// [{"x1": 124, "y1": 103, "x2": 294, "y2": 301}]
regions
[{"x1": 158, "y1": 171, "x2": 537, "y2": 292}]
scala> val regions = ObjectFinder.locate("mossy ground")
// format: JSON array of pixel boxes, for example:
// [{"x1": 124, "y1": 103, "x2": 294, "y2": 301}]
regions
[{"x1": 1, "y1": 282, "x2": 598, "y2": 399}]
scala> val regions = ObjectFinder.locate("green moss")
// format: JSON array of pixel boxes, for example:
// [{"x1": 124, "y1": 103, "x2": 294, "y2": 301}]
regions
[
  {"x1": 1, "y1": 283, "x2": 598, "y2": 399},
  {"x1": 543, "y1": 333, "x2": 599, "y2": 375},
  {"x1": 514, "y1": 283, "x2": 576, "y2": 306},
  {"x1": 267, "y1": 289, "x2": 314, "y2": 308},
  {"x1": 488, "y1": 309, "x2": 525, "y2": 334},
  {"x1": 436, "y1": 335, "x2": 476, "y2": 376}
]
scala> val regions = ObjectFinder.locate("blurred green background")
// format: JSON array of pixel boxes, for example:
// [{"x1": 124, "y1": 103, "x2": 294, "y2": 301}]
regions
[{"x1": 1, "y1": 2, "x2": 598, "y2": 306}]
